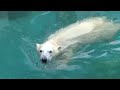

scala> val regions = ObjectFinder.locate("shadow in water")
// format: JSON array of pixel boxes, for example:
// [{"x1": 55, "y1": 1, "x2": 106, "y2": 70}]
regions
[{"x1": 8, "y1": 11, "x2": 32, "y2": 20}]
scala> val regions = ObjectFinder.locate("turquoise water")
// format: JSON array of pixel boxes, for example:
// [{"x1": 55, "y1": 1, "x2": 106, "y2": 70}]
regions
[{"x1": 1, "y1": 11, "x2": 120, "y2": 79}]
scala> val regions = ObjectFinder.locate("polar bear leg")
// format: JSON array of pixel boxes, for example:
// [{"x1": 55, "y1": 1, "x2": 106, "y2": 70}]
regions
[{"x1": 62, "y1": 49, "x2": 73, "y2": 59}]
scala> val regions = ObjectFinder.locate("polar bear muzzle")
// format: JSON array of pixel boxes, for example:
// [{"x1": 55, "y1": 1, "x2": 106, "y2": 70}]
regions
[{"x1": 41, "y1": 57, "x2": 47, "y2": 64}]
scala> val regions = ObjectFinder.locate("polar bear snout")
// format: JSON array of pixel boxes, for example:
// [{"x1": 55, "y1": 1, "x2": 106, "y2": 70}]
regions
[
  {"x1": 41, "y1": 57, "x2": 47, "y2": 64},
  {"x1": 41, "y1": 55, "x2": 48, "y2": 64}
]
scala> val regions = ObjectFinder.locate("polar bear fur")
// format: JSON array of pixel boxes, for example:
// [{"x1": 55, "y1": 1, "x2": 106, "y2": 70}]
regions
[{"x1": 36, "y1": 17, "x2": 120, "y2": 63}]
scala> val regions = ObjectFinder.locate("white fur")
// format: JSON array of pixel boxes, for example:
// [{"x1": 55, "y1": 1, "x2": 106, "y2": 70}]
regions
[{"x1": 36, "y1": 17, "x2": 120, "y2": 62}]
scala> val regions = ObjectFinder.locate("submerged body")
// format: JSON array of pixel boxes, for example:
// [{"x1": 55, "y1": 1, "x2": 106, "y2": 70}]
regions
[{"x1": 36, "y1": 17, "x2": 120, "y2": 64}]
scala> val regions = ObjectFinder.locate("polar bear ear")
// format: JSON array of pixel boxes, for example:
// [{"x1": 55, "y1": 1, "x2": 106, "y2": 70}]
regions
[
  {"x1": 58, "y1": 47, "x2": 61, "y2": 50},
  {"x1": 36, "y1": 43, "x2": 42, "y2": 51}
]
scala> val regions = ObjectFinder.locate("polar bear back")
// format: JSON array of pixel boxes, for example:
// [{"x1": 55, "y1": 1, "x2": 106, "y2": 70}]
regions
[
  {"x1": 47, "y1": 17, "x2": 120, "y2": 48},
  {"x1": 48, "y1": 17, "x2": 106, "y2": 40}
]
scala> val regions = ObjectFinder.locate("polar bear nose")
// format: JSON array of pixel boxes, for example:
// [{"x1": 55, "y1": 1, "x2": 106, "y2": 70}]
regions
[{"x1": 41, "y1": 58, "x2": 47, "y2": 64}]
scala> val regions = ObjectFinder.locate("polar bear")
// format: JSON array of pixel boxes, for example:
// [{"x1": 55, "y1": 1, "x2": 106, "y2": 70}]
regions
[{"x1": 36, "y1": 17, "x2": 120, "y2": 64}]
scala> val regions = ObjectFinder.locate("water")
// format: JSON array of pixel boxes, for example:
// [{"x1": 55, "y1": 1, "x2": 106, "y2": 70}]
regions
[{"x1": 0, "y1": 11, "x2": 120, "y2": 79}]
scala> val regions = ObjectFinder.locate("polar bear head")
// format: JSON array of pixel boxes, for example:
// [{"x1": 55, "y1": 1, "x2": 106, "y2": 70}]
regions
[{"x1": 36, "y1": 42, "x2": 61, "y2": 64}]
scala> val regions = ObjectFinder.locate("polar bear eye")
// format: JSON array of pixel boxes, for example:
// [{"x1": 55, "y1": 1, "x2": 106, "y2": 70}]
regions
[
  {"x1": 40, "y1": 50, "x2": 42, "y2": 53},
  {"x1": 49, "y1": 51, "x2": 52, "y2": 53}
]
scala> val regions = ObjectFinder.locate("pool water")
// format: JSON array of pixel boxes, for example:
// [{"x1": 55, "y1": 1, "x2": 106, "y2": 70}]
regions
[{"x1": 0, "y1": 11, "x2": 120, "y2": 79}]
